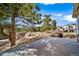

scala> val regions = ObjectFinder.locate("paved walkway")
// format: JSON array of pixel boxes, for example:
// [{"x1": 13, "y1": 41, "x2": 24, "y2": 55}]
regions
[{"x1": 0, "y1": 37, "x2": 79, "y2": 56}]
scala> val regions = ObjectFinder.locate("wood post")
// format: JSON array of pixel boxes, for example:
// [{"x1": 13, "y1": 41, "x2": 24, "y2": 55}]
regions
[{"x1": 77, "y1": 15, "x2": 79, "y2": 42}]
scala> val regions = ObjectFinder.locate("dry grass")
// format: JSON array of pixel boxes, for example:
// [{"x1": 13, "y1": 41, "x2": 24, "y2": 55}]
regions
[
  {"x1": 63, "y1": 32, "x2": 76, "y2": 39},
  {"x1": 0, "y1": 32, "x2": 48, "y2": 52},
  {"x1": 50, "y1": 32, "x2": 76, "y2": 39}
]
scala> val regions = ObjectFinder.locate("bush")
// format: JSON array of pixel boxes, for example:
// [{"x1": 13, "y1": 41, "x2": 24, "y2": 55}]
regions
[
  {"x1": 64, "y1": 34, "x2": 76, "y2": 39},
  {"x1": 58, "y1": 33, "x2": 63, "y2": 38}
]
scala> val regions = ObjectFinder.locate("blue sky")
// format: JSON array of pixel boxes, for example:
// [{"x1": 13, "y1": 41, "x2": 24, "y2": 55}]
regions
[{"x1": 35, "y1": 3, "x2": 76, "y2": 26}]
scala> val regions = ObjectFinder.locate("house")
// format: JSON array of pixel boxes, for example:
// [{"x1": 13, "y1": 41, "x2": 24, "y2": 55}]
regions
[
  {"x1": 63, "y1": 24, "x2": 77, "y2": 32},
  {"x1": 56, "y1": 26, "x2": 64, "y2": 32},
  {"x1": 63, "y1": 25, "x2": 69, "y2": 32}
]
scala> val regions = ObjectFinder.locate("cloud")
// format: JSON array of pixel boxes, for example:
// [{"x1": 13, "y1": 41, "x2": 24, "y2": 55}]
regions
[
  {"x1": 52, "y1": 18, "x2": 56, "y2": 20},
  {"x1": 63, "y1": 15, "x2": 76, "y2": 22},
  {"x1": 56, "y1": 14, "x2": 63, "y2": 17},
  {"x1": 52, "y1": 13, "x2": 63, "y2": 17},
  {"x1": 42, "y1": 3, "x2": 56, "y2": 5}
]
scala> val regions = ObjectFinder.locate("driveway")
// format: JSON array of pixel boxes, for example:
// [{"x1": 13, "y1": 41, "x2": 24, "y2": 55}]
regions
[{"x1": 0, "y1": 37, "x2": 79, "y2": 56}]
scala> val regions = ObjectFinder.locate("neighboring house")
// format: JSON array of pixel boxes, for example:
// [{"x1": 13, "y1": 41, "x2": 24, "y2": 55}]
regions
[
  {"x1": 56, "y1": 26, "x2": 64, "y2": 32},
  {"x1": 63, "y1": 24, "x2": 77, "y2": 32},
  {"x1": 63, "y1": 25, "x2": 69, "y2": 32}
]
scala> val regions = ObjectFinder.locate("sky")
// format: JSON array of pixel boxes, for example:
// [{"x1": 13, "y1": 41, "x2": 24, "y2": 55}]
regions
[{"x1": 35, "y1": 3, "x2": 76, "y2": 26}]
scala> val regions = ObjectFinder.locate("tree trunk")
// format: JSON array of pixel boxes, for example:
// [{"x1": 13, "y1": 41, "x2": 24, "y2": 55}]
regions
[{"x1": 10, "y1": 14, "x2": 16, "y2": 47}]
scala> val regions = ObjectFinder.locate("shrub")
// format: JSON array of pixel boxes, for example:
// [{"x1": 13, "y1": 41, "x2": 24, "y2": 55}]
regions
[{"x1": 64, "y1": 34, "x2": 76, "y2": 39}]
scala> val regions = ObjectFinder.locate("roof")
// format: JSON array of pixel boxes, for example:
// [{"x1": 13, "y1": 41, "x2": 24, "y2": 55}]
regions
[{"x1": 72, "y1": 3, "x2": 79, "y2": 18}]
